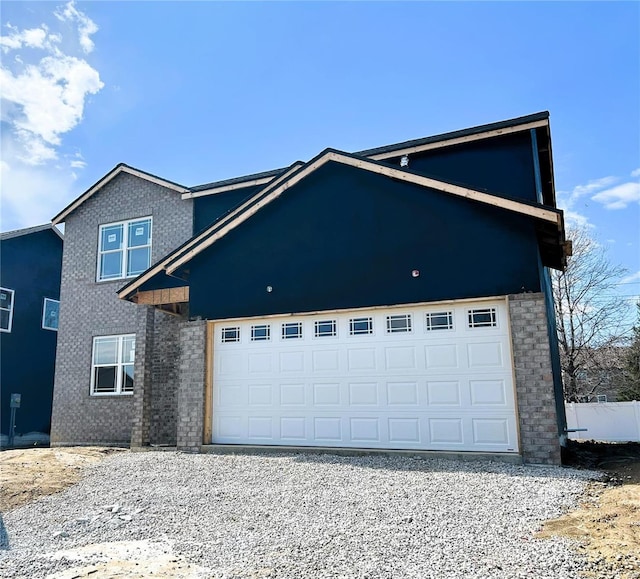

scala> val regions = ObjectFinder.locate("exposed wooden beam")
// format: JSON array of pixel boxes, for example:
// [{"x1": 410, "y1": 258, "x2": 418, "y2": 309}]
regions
[{"x1": 135, "y1": 286, "x2": 189, "y2": 305}]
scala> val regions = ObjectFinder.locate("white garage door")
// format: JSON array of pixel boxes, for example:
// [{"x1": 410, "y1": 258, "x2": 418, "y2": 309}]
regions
[{"x1": 212, "y1": 301, "x2": 519, "y2": 453}]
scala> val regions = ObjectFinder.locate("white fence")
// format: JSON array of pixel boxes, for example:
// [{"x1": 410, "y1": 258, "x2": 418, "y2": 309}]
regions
[{"x1": 565, "y1": 401, "x2": 640, "y2": 442}]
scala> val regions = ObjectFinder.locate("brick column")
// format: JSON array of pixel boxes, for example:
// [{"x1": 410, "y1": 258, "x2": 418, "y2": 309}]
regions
[
  {"x1": 176, "y1": 319, "x2": 207, "y2": 452},
  {"x1": 509, "y1": 293, "x2": 561, "y2": 465},
  {"x1": 130, "y1": 306, "x2": 154, "y2": 447}
]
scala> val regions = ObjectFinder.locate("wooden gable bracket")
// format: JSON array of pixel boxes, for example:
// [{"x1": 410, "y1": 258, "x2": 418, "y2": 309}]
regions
[{"x1": 131, "y1": 286, "x2": 189, "y2": 316}]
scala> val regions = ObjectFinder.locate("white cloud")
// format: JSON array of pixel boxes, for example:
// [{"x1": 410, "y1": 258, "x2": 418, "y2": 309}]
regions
[
  {"x1": 55, "y1": 1, "x2": 98, "y2": 54},
  {"x1": 0, "y1": 25, "x2": 56, "y2": 52},
  {"x1": 562, "y1": 209, "x2": 594, "y2": 229},
  {"x1": 591, "y1": 182, "x2": 640, "y2": 210},
  {"x1": 0, "y1": 2, "x2": 102, "y2": 230},
  {"x1": 631, "y1": 168, "x2": 640, "y2": 178},
  {"x1": 621, "y1": 271, "x2": 640, "y2": 284},
  {"x1": 557, "y1": 176, "x2": 618, "y2": 229},
  {"x1": 0, "y1": 145, "x2": 79, "y2": 230}
]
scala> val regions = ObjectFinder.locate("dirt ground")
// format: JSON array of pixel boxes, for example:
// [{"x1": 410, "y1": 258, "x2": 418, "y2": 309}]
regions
[
  {"x1": 539, "y1": 441, "x2": 640, "y2": 579},
  {"x1": 1, "y1": 443, "x2": 639, "y2": 578},
  {"x1": 0, "y1": 446, "x2": 125, "y2": 512}
]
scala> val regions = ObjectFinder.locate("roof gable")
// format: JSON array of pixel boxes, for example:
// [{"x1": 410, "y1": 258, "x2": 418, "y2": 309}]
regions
[
  {"x1": 118, "y1": 148, "x2": 564, "y2": 301},
  {"x1": 51, "y1": 164, "x2": 188, "y2": 225}
]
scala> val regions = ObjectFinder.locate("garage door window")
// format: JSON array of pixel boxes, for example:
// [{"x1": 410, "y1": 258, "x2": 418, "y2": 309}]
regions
[
  {"x1": 426, "y1": 311, "x2": 453, "y2": 331},
  {"x1": 468, "y1": 308, "x2": 497, "y2": 328},
  {"x1": 282, "y1": 322, "x2": 302, "y2": 339},
  {"x1": 222, "y1": 327, "x2": 240, "y2": 342},
  {"x1": 350, "y1": 317, "x2": 373, "y2": 335},
  {"x1": 315, "y1": 320, "x2": 336, "y2": 337},
  {"x1": 386, "y1": 314, "x2": 412, "y2": 333},
  {"x1": 251, "y1": 324, "x2": 270, "y2": 341}
]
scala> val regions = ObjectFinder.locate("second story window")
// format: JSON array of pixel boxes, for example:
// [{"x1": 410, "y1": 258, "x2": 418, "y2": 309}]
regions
[{"x1": 98, "y1": 217, "x2": 152, "y2": 281}]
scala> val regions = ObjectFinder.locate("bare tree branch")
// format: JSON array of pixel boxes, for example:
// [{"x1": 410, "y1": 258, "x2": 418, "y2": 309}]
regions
[{"x1": 552, "y1": 226, "x2": 630, "y2": 401}]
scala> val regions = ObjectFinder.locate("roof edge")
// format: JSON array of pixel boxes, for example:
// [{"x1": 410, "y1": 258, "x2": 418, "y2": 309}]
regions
[
  {"x1": 357, "y1": 111, "x2": 550, "y2": 158},
  {"x1": 52, "y1": 164, "x2": 189, "y2": 225},
  {"x1": 0, "y1": 223, "x2": 63, "y2": 241}
]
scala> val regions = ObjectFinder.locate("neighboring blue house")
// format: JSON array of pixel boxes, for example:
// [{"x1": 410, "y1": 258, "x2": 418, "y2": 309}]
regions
[
  {"x1": 0, "y1": 224, "x2": 63, "y2": 446},
  {"x1": 50, "y1": 112, "x2": 570, "y2": 464}
]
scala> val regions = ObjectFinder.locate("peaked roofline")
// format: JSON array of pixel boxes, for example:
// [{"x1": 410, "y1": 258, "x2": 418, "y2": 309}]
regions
[
  {"x1": 118, "y1": 148, "x2": 563, "y2": 301},
  {"x1": 0, "y1": 223, "x2": 63, "y2": 241},
  {"x1": 357, "y1": 111, "x2": 550, "y2": 159},
  {"x1": 184, "y1": 167, "x2": 290, "y2": 199},
  {"x1": 51, "y1": 164, "x2": 189, "y2": 225},
  {"x1": 178, "y1": 112, "x2": 552, "y2": 201}
]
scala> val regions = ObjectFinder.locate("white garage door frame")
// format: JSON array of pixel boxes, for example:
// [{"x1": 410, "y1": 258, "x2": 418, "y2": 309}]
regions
[{"x1": 207, "y1": 297, "x2": 521, "y2": 453}]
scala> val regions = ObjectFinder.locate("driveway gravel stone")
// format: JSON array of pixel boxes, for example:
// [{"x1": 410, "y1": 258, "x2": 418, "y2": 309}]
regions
[{"x1": 0, "y1": 451, "x2": 599, "y2": 578}]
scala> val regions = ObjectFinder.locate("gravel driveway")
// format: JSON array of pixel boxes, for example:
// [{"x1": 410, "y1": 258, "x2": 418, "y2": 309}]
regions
[{"x1": 0, "y1": 451, "x2": 597, "y2": 578}]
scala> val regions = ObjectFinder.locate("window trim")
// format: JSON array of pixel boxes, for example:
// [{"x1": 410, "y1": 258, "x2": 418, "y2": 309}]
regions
[
  {"x1": 0, "y1": 287, "x2": 15, "y2": 333},
  {"x1": 90, "y1": 334, "x2": 135, "y2": 396},
  {"x1": 42, "y1": 297, "x2": 60, "y2": 331},
  {"x1": 96, "y1": 216, "x2": 153, "y2": 282},
  {"x1": 221, "y1": 326, "x2": 241, "y2": 343},
  {"x1": 349, "y1": 316, "x2": 374, "y2": 336},
  {"x1": 282, "y1": 321, "x2": 303, "y2": 340},
  {"x1": 314, "y1": 320, "x2": 337, "y2": 338},
  {"x1": 386, "y1": 313, "x2": 413, "y2": 334},
  {"x1": 251, "y1": 324, "x2": 271, "y2": 341},
  {"x1": 425, "y1": 311, "x2": 454, "y2": 332},
  {"x1": 467, "y1": 307, "x2": 498, "y2": 329}
]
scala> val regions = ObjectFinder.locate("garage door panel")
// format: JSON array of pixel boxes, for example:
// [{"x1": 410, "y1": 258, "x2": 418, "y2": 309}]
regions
[
  {"x1": 212, "y1": 301, "x2": 518, "y2": 453},
  {"x1": 426, "y1": 380, "x2": 461, "y2": 406},
  {"x1": 425, "y1": 344, "x2": 459, "y2": 370}
]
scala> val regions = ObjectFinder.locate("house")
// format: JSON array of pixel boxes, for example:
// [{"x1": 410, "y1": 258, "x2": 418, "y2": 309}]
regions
[
  {"x1": 50, "y1": 112, "x2": 569, "y2": 464},
  {"x1": 0, "y1": 224, "x2": 63, "y2": 446}
]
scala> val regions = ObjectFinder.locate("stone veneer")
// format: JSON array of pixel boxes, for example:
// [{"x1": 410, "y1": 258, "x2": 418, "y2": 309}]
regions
[
  {"x1": 176, "y1": 320, "x2": 207, "y2": 452},
  {"x1": 508, "y1": 292, "x2": 561, "y2": 465}
]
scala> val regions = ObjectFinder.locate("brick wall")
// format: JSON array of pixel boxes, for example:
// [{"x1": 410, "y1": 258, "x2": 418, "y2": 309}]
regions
[
  {"x1": 50, "y1": 172, "x2": 192, "y2": 445},
  {"x1": 508, "y1": 292, "x2": 561, "y2": 465},
  {"x1": 150, "y1": 310, "x2": 184, "y2": 445},
  {"x1": 176, "y1": 320, "x2": 206, "y2": 452}
]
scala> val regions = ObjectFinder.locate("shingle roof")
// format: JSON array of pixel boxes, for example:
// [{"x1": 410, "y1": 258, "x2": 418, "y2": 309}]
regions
[{"x1": 0, "y1": 223, "x2": 63, "y2": 241}]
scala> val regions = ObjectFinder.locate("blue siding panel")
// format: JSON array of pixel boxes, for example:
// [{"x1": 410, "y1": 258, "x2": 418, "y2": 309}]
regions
[
  {"x1": 188, "y1": 161, "x2": 542, "y2": 320},
  {"x1": 0, "y1": 229, "x2": 62, "y2": 437},
  {"x1": 396, "y1": 132, "x2": 538, "y2": 203}
]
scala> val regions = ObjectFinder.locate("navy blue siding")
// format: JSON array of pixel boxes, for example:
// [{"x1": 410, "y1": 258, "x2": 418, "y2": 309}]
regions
[
  {"x1": 0, "y1": 229, "x2": 62, "y2": 437},
  {"x1": 193, "y1": 185, "x2": 265, "y2": 234},
  {"x1": 540, "y1": 261, "x2": 567, "y2": 435},
  {"x1": 188, "y1": 161, "x2": 541, "y2": 320},
  {"x1": 387, "y1": 132, "x2": 538, "y2": 203}
]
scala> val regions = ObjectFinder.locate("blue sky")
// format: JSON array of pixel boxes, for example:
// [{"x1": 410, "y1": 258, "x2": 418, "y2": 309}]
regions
[{"x1": 1, "y1": 2, "x2": 639, "y2": 309}]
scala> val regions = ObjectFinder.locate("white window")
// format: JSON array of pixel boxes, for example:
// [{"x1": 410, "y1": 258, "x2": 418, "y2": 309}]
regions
[
  {"x1": 350, "y1": 317, "x2": 373, "y2": 335},
  {"x1": 0, "y1": 288, "x2": 15, "y2": 333},
  {"x1": 426, "y1": 311, "x2": 453, "y2": 331},
  {"x1": 42, "y1": 298, "x2": 60, "y2": 331},
  {"x1": 386, "y1": 314, "x2": 412, "y2": 333},
  {"x1": 251, "y1": 324, "x2": 270, "y2": 341},
  {"x1": 468, "y1": 308, "x2": 497, "y2": 328},
  {"x1": 314, "y1": 320, "x2": 336, "y2": 337},
  {"x1": 91, "y1": 335, "x2": 135, "y2": 395},
  {"x1": 98, "y1": 217, "x2": 152, "y2": 281},
  {"x1": 221, "y1": 327, "x2": 240, "y2": 343},
  {"x1": 282, "y1": 322, "x2": 303, "y2": 339}
]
